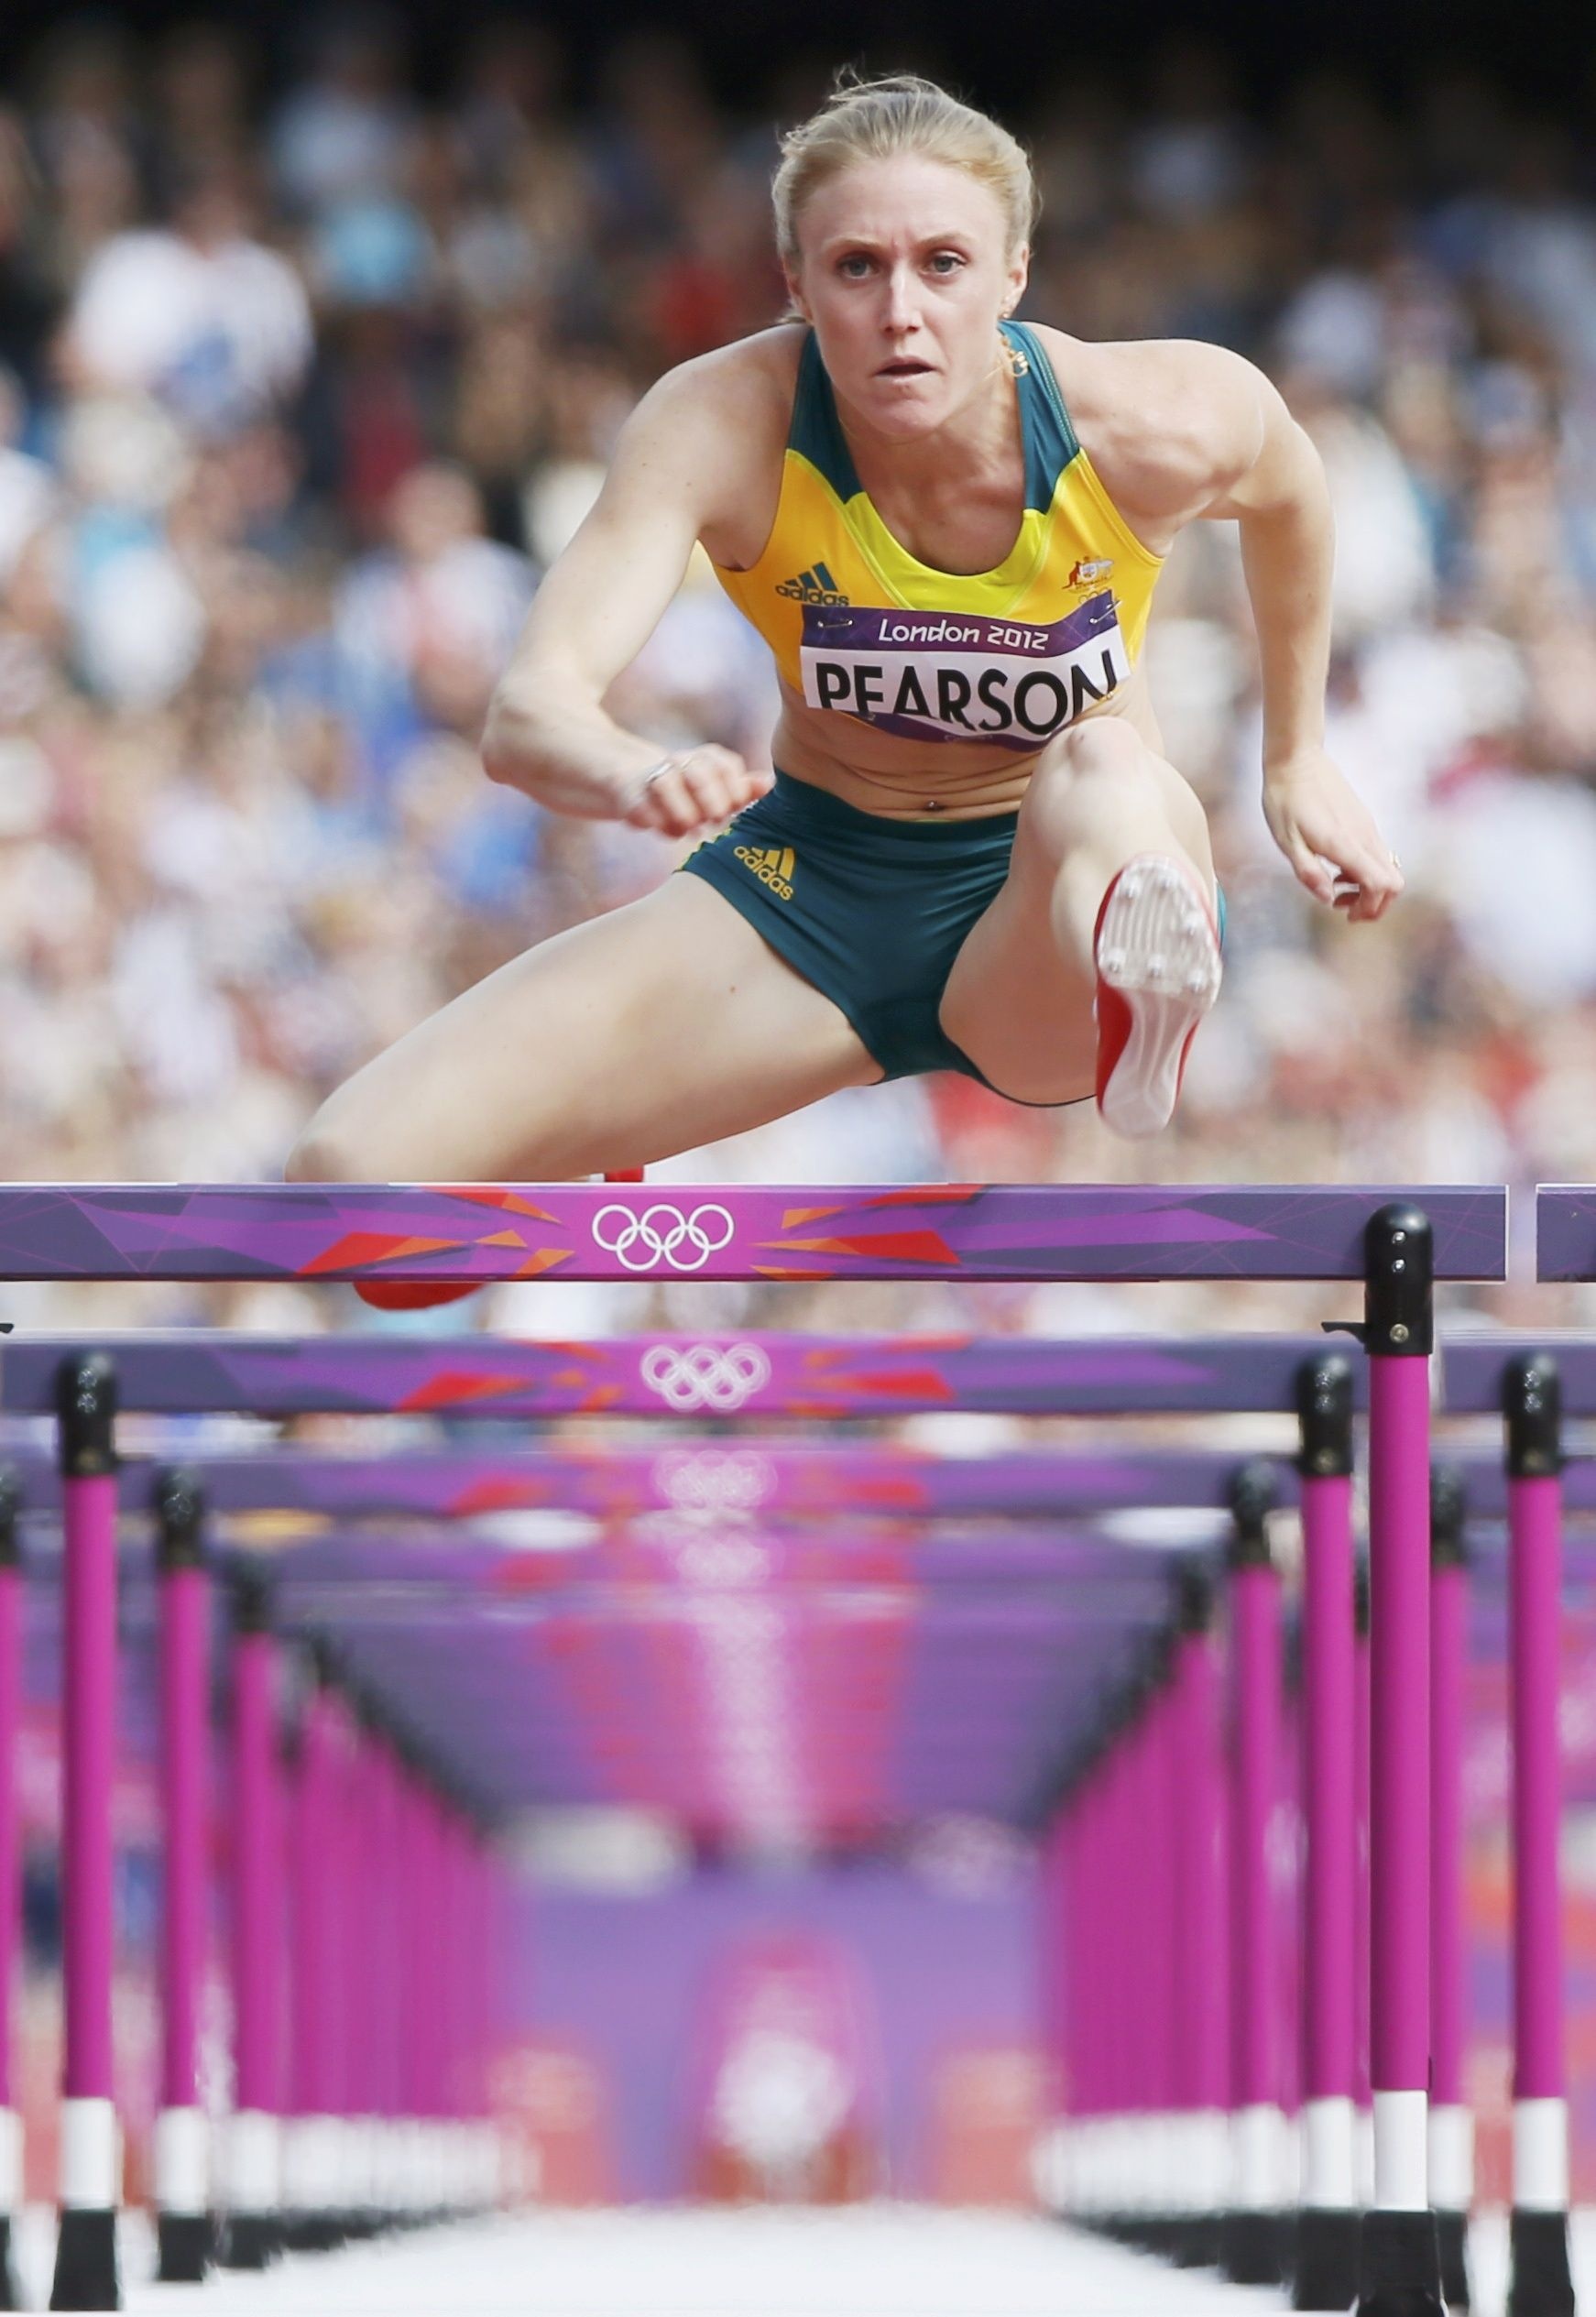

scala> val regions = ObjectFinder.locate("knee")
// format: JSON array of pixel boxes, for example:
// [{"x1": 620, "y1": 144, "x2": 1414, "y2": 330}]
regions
[
  {"x1": 283, "y1": 1114, "x2": 370, "y2": 1186},
  {"x1": 1053, "y1": 717, "x2": 1149, "y2": 781},
  {"x1": 1021, "y1": 719, "x2": 1161, "y2": 857},
  {"x1": 1044, "y1": 718, "x2": 1162, "y2": 814}
]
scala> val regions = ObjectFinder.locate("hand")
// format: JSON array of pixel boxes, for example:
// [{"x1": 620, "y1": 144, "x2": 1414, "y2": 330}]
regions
[
  {"x1": 1262, "y1": 749, "x2": 1404, "y2": 923},
  {"x1": 622, "y1": 747, "x2": 773, "y2": 838}
]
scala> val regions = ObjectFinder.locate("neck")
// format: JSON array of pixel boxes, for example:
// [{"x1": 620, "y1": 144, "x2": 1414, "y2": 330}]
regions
[{"x1": 834, "y1": 348, "x2": 1022, "y2": 496}]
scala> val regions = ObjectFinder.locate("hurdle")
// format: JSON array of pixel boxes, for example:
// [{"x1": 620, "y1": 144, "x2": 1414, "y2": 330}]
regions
[
  {"x1": 0, "y1": 1181, "x2": 1508, "y2": 2313},
  {"x1": 1429, "y1": 1467, "x2": 1472, "y2": 2314},
  {"x1": 219, "y1": 1561, "x2": 285, "y2": 2272},
  {"x1": 0, "y1": 1442, "x2": 1318, "y2": 1522},
  {"x1": 1295, "y1": 1356, "x2": 1360, "y2": 2311},
  {"x1": 0, "y1": 1476, "x2": 18, "y2": 2316},
  {"x1": 0, "y1": 1325, "x2": 1362, "y2": 1418},
  {"x1": 152, "y1": 1471, "x2": 213, "y2": 2285}
]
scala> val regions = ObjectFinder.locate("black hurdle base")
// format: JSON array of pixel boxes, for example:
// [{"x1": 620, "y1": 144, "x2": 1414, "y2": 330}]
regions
[
  {"x1": 1507, "y1": 2209, "x2": 1576, "y2": 2317},
  {"x1": 1355, "y1": 2206, "x2": 1444, "y2": 2317},
  {"x1": 1171, "y1": 2213, "x2": 1223, "y2": 2268},
  {"x1": 49, "y1": 2207, "x2": 120, "y2": 2312},
  {"x1": 1221, "y1": 2207, "x2": 1285, "y2": 2286},
  {"x1": 1295, "y1": 2206, "x2": 1361, "y2": 2311},
  {"x1": 281, "y1": 2208, "x2": 347, "y2": 2252},
  {"x1": 0, "y1": 2214, "x2": 18, "y2": 2311},
  {"x1": 156, "y1": 2210, "x2": 213, "y2": 2284},
  {"x1": 218, "y1": 2209, "x2": 282, "y2": 2269},
  {"x1": 1435, "y1": 2207, "x2": 1471, "y2": 2312}
]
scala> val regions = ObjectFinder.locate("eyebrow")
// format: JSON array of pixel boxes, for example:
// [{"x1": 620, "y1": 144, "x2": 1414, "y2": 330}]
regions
[{"x1": 816, "y1": 229, "x2": 978, "y2": 257}]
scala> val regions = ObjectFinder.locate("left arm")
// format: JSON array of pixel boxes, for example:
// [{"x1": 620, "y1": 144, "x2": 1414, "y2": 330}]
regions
[{"x1": 1200, "y1": 352, "x2": 1402, "y2": 923}]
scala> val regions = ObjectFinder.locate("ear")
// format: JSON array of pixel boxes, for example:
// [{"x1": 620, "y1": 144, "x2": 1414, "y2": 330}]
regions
[
  {"x1": 1003, "y1": 243, "x2": 1031, "y2": 317},
  {"x1": 782, "y1": 262, "x2": 813, "y2": 325}
]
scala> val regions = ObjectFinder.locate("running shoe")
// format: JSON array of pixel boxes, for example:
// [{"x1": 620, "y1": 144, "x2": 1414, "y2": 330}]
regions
[{"x1": 1093, "y1": 855, "x2": 1222, "y2": 1139}]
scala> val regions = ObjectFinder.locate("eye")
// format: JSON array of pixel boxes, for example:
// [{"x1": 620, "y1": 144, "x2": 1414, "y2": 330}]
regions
[
  {"x1": 836, "y1": 253, "x2": 874, "y2": 279},
  {"x1": 926, "y1": 250, "x2": 966, "y2": 276}
]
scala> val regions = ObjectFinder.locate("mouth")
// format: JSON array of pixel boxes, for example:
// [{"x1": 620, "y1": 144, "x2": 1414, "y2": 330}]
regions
[{"x1": 876, "y1": 358, "x2": 935, "y2": 379}]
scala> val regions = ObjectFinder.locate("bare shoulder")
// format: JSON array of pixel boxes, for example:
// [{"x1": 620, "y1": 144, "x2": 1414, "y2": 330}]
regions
[
  {"x1": 1032, "y1": 327, "x2": 1283, "y2": 539},
  {"x1": 639, "y1": 324, "x2": 801, "y2": 436},
  {"x1": 614, "y1": 326, "x2": 800, "y2": 563}
]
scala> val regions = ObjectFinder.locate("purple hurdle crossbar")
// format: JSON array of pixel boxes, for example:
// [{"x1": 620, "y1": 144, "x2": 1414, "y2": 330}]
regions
[
  {"x1": 0, "y1": 1181, "x2": 1504, "y2": 1284},
  {"x1": 0, "y1": 1475, "x2": 20, "y2": 2310},
  {"x1": 221, "y1": 1568, "x2": 283, "y2": 2271},
  {"x1": 1294, "y1": 1357, "x2": 1360, "y2": 2312},
  {"x1": 0, "y1": 1443, "x2": 1309, "y2": 1521},
  {"x1": 1428, "y1": 1466, "x2": 1473, "y2": 2312},
  {"x1": 153, "y1": 1472, "x2": 213, "y2": 2285},
  {"x1": 1221, "y1": 1464, "x2": 1285, "y2": 2289},
  {"x1": 50, "y1": 1353, "x2": 121, "y2": 2316},
  {"x1": 0, "y1": 1330, "x2": 1367, "y2": 1421},
  {"x1": 1503, "y1": 1356, "x2": 1577, "y2": 2317}
]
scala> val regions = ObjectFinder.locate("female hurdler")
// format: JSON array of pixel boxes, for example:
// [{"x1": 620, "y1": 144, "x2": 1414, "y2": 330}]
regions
[{"x1": 290, "y1": 76, "x2": 1400, "y2": 1245}]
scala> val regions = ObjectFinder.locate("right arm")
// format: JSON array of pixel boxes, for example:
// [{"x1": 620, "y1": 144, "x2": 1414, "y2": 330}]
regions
[{"x1": 481, "y1": 358, "x2": 774, "y2": 837}]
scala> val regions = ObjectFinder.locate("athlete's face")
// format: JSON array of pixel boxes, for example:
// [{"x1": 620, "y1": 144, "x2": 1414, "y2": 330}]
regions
[{"x1": 787, "y1": 157, "x2": 1029, "y2": 438}]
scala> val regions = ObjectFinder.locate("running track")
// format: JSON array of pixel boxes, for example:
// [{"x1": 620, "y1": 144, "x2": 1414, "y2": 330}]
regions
[{"x1": 6, "y1": 2204, "x2": 1587, "y2": 2314}]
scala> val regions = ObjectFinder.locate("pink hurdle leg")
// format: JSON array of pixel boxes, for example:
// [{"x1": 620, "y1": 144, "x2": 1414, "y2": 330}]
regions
[
  {"x1": 1295, "y1": 1358, "x2": 1360, "y2": 2312},
  {"x1": 154, "y1": 1471, "x2": 213, "y2": 2283},
  {"x1": 1222, "y1": 1463, "x2": 1286, "y2": 2289},
  {"x1": 220, "y1": 1567, "x2": 285, "y2": 2270},
  {"x1": 1172, "y1": 1566, "x2": 1228, "y2": 2268},
  {"x1": 50, "y1": 1354, "x2": 121, "y2": 2316},
  {"x1": 0, "y1": 1474, "x2": 22, "y2": 2310},
  {"x1": 1357, "y1": 1205, "x2": 1444, "y2": 2317},
  {"x1": 1503, "y1": 1356, "x2": 1576, "y2": 2317},
  {"x1": 1428, "y1": 1467, "x2": 1475, "y2": 2312}
]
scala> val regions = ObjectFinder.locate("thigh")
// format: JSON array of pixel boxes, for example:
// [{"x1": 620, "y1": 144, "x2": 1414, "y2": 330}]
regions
[
  {"x1": 937, "y1": 829, "x2": 1100, "y2": 1106},
  {"x1": 297, "y1": 873, "x2": 882, "y2": 1181},
  {"x1": 938, "y1": 739, "x2": 1214, "y2": 1107}
]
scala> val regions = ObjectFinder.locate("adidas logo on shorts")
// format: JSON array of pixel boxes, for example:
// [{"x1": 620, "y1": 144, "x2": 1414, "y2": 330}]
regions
[
  {"x1": 734, "y1": 844, "x2": 795, "y2": 900},
  {"x1": 775, "y1": 563, "x2": 849, "y2": 606}
]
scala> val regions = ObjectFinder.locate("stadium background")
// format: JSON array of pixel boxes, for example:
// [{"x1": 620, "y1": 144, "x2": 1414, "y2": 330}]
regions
[{"x1": 1, "y1": 0, "x2": 1595, "y2": 2216}]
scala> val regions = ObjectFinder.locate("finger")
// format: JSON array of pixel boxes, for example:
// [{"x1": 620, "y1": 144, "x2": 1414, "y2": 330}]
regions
[
  {"x1": 626, "y1": 764, "x2": 699, "y2": 835},
  {"x1": 1291, "y1": 843, "x2": 1338, "y2": 905},
  {"x1": 677, "y1": 754, "x2": 740, "y2": 826},
  {"x1": 1344, "y1": 850, "x2": 1404, "y2": 921}
]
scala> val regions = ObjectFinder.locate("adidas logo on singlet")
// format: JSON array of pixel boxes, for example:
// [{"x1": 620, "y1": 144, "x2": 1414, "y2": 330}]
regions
[
  {"x1": 776, "y1": 563, "x2": 849, "y2": 606},
  {"x1": 734, "y1": 844, "x2": 795, "y2": 900}
]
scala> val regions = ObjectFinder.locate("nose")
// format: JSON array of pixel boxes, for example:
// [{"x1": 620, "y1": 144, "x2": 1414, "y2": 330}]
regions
[{"x1": 882, "y1": 263, "x2": 922, "y2": 334}]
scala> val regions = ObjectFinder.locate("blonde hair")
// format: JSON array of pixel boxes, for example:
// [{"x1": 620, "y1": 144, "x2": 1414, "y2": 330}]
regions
[{"x1": 772, "y1": 72, "x2": 1039, "y2": 268}]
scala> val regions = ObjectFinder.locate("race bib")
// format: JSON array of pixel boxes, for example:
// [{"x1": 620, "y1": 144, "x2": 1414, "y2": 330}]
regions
[{"x1": 798, "y1": 592, "x2": 1130, "y2": 749}]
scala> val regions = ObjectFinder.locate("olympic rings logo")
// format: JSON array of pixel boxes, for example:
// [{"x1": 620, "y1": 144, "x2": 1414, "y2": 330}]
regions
[
  {"x1": 640, "y1": 1342, "x2": 771, "y2": 1414},
  {"x1": 653, "y1": 1448, "x2": 775, "y2": 1513},
  {"x1": 592, "y1": 1201, "x2": 737, "y2": 1273}
]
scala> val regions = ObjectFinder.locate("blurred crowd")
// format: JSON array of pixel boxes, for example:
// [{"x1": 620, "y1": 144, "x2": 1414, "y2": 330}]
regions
[{"x1": 2, "y1": 15, "x2": 1595, "y2": 1332}]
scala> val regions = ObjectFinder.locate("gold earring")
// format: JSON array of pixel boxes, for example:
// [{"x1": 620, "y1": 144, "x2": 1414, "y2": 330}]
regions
[{"x1": 1000, "y1": 328, "x2": 1029, "y2": 377}]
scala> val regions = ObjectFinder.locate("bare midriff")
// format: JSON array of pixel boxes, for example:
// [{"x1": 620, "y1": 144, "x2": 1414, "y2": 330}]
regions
[{"x1": 768, "y1": 661, "x2": 1164, "y2": 821}]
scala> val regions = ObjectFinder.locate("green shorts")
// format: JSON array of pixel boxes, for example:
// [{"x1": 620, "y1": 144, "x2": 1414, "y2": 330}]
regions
[
  {"x1": 679, "y1": 771, "x2": 1019, "y2": 1084},
  {"x1": 680, "y1": 770, "x2": 1225, "y2": 1091}
]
